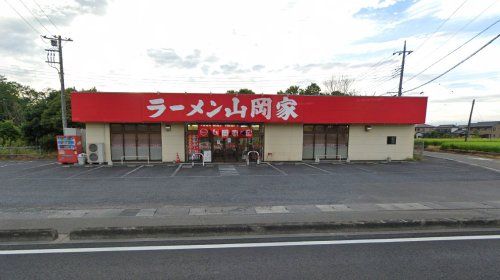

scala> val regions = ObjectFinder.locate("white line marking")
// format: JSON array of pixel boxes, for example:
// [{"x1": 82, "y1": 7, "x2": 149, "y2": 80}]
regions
[
  {"x1": 426, "y1": 154, "x2": 500, "y2": 173},
  {"x1": 1, "y1": 235, "x2": 500, "y2": 255},
  {"x1": 265, "y1": 163, "x2": 287, "y2": 175},
  {"x1": 121, "y1": 165, "x2": 144, "y2": 178},
  {"x1": 67, "y1": 165, "x2": 105, "y2": 178},
  {"x1": 20, "y1": 162, "x2": 57, "y2": 170},
  {"x1": 170, "y1": 164, "x2": 183, "y2": 177},
  {"x1": 301, "y1": 163, "x2": 332, "y2": 174}
]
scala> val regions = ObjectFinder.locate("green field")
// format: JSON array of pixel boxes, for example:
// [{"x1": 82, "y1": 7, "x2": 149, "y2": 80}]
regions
[{"x1": 416, "y1": 138, "x2": 500, "y2": 153}]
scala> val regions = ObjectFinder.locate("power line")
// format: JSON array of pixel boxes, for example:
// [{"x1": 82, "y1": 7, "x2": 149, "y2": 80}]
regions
[
  {"x1": 412, "y1": 0, "x2": 469, "y2": 54},
  {"x1": 403, "y1": 33, "x2": 500, "y2": 93},
  {"x1": 406, "y1": 18, "x2": 500, "y2": 82},
  {"x1": 3, "y1": 0, "x2": 41, "y2": 35},
  {"x1": 17, "y1": 0, "x2": 52, "y2": 34},
  {"x1": 31, "y1": 0, "x2": 60, "y2": 32},
  {"x1": 424, "y1": 0, "x2": 499, "y2": 57},
  {"x1": 406, "y1": 0, "x2": 499, "y2": 76},
  {"x1": 352, "y1": 54, "x2": 394, "y2": 81}
]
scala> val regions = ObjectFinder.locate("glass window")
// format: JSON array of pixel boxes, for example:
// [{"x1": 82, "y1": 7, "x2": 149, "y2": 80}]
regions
[
  {"x1": 124, "y1": 124, "x2": 136, "y2": 132},
  {"x1": 326, "y1": 126, "x2": 338, "y2": 159},
  {"x1": 124, "y1": 133, "x2": 137, "y2": 158},
  {"x1": 149, "y1": 124, "x2": 161, "y2": 132},
  {"x1": 314, "y1": 130, "x2": 326, "y2": 159},
  {"x1": 110, "y1": 124, "x2": 123, "y2": 133},
  {"x1": 137, "y1": 134, "x2": 149, "y2": 159},
  {"x1": 302, "y1": 133, "x2": 314, "y2": 159},
  {"x1": 111, "y1": 134, "x2": 123, "y2": 161},
  {"x1": 149, "y1": 133, "x2": 162, "y2": 161},
  {"x1": 387, "y1": 136, "x2": 397, "y2": 145},
  {"x1": 304, "y1": 125, "x2": 314, "y2": 132}
]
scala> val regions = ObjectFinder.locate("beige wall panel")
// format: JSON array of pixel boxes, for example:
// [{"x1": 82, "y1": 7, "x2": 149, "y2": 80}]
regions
[
  {"x1": 162, "y1": 123, "x2": 185, "y2": 162},
  {"x1": 264, "y1": 124, "x2": 303, "y2": 161},
  {"x1": 348, "y1": 125, "x2": 414, "y2": 161},
  {"x1": 85, "y1": 123, "x2": 112, "y2": 164}
]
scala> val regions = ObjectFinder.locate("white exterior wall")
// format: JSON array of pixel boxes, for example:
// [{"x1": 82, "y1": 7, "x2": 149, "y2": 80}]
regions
[
  {"x1": 264, "y1": 124, "x2": 303, "y2": 161},
  {"x1": 84, "y1": 123, "x2": 112, "y2": 164},
  {"x1": 161, "y1": 123, "x2": 185, "y2": 162},
  {"x1": 348, "y1": 125, "x2": 414, "y2": 161}
]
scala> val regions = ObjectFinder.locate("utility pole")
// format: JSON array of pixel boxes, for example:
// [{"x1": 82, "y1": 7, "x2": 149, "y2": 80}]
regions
[
  {"x1": 393, "y1": 40, "x2": 413, "y2": 97},
  {"x1": 465, "y1": 99, "x2": 475, "y2": 142},
  {"x1": 43, "y1": 35, "x2": 73, "y2": 130}
]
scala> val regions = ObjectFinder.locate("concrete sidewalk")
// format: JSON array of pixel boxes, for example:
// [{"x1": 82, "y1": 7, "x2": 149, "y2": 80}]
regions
[{"x1": 2, "y1": 200, "x2": 500, "y2": 234}]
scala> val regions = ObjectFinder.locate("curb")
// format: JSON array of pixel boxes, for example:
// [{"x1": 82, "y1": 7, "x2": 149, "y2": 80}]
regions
[
  {"x1": 0, "y1": 229, "x2": 58, "y2": 242},
  {"x1": 69, "y1": 218, "x2": 500, "y2": 240}
]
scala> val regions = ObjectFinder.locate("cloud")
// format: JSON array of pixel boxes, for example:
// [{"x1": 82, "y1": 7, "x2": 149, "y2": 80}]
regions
[
  {"x1": 147, "y1": 48, "x2": 201, "y2": 69},
  {"x1": 0, "y1": 19, "x2": 38, "y2": 56},
  {"x1": 204, "y1": 55, "x2": 218, "y2": 63},
  {"x1": 0, "y1": 0, "x2": 109, "y2": 57},
  {"x1": 252, "y1": 64, "x2": 265, "y2": 71},
  {"x1": 217, "y1": 63, "x2": 266, "y2": 74},
  {"x1": 74, "y1": 0, "x2": 108, "y2": 15},
  {"x1": 293, "y1": 62, "x2": 348, "y2": 73}
]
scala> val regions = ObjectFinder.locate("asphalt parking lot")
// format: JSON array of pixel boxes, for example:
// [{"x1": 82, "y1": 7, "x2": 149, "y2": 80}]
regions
[{"x1": 0, "y1": 157, "x2": 499, "y2": 209}]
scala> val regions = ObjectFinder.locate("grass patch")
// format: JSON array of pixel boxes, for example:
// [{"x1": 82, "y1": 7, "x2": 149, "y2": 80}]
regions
[{"x1": 416, "y1": 138, "x2": 500, "y2": 153}]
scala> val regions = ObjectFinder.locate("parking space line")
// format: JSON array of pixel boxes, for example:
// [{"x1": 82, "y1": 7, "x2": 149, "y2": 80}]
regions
[
  {"x1": 170, "y1": 164, "x2": 183, "y2": 177},
  {"x1": 300, "y1": 163, "x2": 332, "y2": 174},
  {"x1": 67, "y1": 165, "x2": 105, "y2": 179},
  {"x1": 19, "y1": 162, "x2": 57, "y2": 170},
  {"x1": 0, "y1": 161, "x2": 32, "y2": 167},
  {"x1": 265, "y1": 163, "x2": 287, "y2": 175},
  {"x1": 121, "y1": 165, "x2": 144, "y2": 178}
]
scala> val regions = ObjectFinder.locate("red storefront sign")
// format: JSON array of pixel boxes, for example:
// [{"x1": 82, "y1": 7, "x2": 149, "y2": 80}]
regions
[{"x1": 71, "y1": 92, "x2": 427, "y2": 124}]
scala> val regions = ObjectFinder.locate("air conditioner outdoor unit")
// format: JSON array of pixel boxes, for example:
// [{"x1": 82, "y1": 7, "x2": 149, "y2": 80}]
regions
[{"x1": 87, "y1": 143, "x2": 105, "y2": 164}]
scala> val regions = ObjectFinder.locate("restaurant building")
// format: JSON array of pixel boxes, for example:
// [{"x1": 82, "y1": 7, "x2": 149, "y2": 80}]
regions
[{"x1": 71, "y1": 92, "x2": 427, "y2": 164}]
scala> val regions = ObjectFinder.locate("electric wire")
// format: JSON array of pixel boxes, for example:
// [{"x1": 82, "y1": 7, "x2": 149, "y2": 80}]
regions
[
  {"x1": 412, "y1": 0, "x2": 469, "y2": 54},
  {"x1": 3, "y1": 0, "x2": 41, "y2": 35},
  {"x1": 403, "y1": 33, "x2": 500, "y2": 93},
  {"x1": 30, "y1": 0, "x2": 59, "y2": 32},
  {"x1": 406, "y1": 18, "x2": 500, "y2": 83},
  {"x1": 17, "y1": 0, "x2": 52, "y2": 34}
]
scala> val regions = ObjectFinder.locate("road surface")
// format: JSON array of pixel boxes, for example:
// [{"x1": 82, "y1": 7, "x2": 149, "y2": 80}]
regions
[{"x1": 2, "y1": 232, "x2": 500, "y2": 279}]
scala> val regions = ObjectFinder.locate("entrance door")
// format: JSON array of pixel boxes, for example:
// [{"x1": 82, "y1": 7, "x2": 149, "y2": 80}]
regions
[{"x1": 186, "y1": 124, "x2": 263, "y2": 163}]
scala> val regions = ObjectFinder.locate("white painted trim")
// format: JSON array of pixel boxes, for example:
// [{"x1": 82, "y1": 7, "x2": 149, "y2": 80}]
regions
[{"x1": 2, "y1": 235, "x2": 500, "y2": 255}]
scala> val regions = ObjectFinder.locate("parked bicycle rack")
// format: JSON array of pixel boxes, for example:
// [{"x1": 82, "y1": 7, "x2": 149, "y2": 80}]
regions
[
  {"x1": 191, "y1": 153, "x2": 205, "y2": 166},
  {"x1": 246, "y1": 151, "x2": 260, "y2": 165}
]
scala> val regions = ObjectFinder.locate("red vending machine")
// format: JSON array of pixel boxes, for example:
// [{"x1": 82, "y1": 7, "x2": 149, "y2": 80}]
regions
[{"x1": 56, "y1": 135, "x2": 83, "y2": 164}]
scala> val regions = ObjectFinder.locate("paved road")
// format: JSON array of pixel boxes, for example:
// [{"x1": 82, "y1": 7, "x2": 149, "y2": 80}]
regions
[
  {"x1": 0, "y1": 156, "x2": 499, "y2": 210},
  {"x1": 1, "y1": 232, "x2": 500, "y2": 279},
  {"x1": 424, "y1": 151, "x2": 500, "y2": 173}
]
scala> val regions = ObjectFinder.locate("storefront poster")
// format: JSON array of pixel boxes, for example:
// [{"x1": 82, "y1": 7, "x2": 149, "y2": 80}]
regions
[{"x1": 203, "y1": 150, "x2": 212, "y2": 162}]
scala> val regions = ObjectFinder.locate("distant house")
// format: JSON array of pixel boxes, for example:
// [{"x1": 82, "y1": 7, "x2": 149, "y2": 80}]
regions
[
  {"x1": 415, "y1": 124, "x2": 435, "y2": 138},
  {"x1": 469, "y1": 121, "x2": 500, "y2": 138},
  {"x1": 435, "y1": 124, "x2": 459, "y2": 134}
]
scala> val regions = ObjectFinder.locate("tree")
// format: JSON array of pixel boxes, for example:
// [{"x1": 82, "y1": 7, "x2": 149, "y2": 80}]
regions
[
  {"x1": 303, "y1": 83, "x2": 321, "y2": 95},
  {"x1": 0, "y1": 120, "x2": 21, "y2": 144},
  {"x1": 278, "y1": 85, "x2": 301, "y2": 95},
  {"x1": 323, "y1": 75, "x2": 357, "y2": 96},
  {"x1": 278, "y1": 83, "x2": 322, "y2": 95},
  {"x1": 227, "y1": 89, "x2": 255, "y2": 94}
]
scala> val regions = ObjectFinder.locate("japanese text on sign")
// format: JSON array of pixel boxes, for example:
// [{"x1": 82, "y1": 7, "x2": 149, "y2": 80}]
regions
[{"x1": 146, "y1": 96, "x2": 298, "y2": 121}]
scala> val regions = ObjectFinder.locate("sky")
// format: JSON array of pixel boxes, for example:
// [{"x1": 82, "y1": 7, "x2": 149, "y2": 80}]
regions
[{"x1": 0, "y1": 0, "x2": 499, "y2": 125}]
